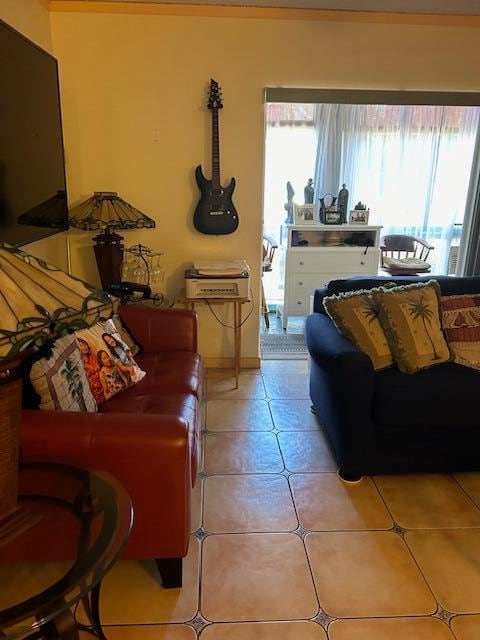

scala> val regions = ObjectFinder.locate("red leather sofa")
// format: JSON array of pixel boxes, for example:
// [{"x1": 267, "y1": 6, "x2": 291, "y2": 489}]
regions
[{"x1": 20, "y1": 305, "x2": 203, "y2": 588}]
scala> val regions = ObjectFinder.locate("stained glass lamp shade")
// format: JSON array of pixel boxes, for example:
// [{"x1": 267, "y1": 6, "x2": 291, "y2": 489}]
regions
[
  {"x1": 0, "y1": 244, "x2": 113, "y2": 359},
  {"x1": 0, "y1": 242, "x2": 113, "y2": 531},
  {"x1": 69, "y1": 192, "x2": 156, "y2": 290},
  {"x1": 69, "y1": 192, "x2": 155, "y2": 231}
]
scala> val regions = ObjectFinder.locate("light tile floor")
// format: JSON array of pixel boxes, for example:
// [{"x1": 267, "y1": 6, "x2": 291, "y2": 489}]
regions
[{"x1": 94, "y1": 361, "x2": 480, "y2": 638}]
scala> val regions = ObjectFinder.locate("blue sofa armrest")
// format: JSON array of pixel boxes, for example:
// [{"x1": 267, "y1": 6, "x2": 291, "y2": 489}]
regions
[
  {"x1": 313, "y1": 287, "x2": 328, "y2": 314},
  {"x1": 305, "y1": 313, "x2": 376, "y2": 477},
  {"x1": 306, "y1": 312, "x2": 374, "y2": 375}
]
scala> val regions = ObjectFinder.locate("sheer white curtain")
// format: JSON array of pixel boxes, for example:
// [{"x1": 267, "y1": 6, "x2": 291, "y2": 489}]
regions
[
  {"x1": 263, "y1": 106, "x2": 316, "y2": 304},
  {"x1": 313, "y1": 103, "x2": 480, "y2": 273}
]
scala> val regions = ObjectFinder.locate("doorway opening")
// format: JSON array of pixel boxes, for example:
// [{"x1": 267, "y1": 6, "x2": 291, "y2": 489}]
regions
[{"x1": 261, "y1": 97, "x2": 480, "y2": 347}]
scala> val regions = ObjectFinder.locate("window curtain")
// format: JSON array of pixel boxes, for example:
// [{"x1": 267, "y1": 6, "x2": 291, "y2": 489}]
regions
[
  {"x1": 313, "y1": 103, "x2": 480, "y2": 274},
  {"x1": 457, "y1": 124, "x2": 480, "y2": 275},
  {"x1": 262, "y1": 105, "x2": 316, "y2": 304}
]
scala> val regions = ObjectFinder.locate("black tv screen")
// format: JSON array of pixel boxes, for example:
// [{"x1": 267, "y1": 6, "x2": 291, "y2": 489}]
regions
[{"x1": 0, "y1": 19, "x2": 68, "y2": 246}]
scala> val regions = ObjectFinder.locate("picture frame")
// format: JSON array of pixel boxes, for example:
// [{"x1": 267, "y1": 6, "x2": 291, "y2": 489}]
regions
[
  {"x1": 349, "y1": 209, "x2": 369, "y2": 225},
  {"x1": 324, "y1": 210, "x2": 342, "y2": 225},
  {"x1": 294, "y1": 204, "x2": 317, "y2": 225}
]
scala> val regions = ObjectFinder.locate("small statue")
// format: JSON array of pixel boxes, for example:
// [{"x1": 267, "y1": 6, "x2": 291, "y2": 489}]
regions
[
  {"x1": 284, "y1": 181, "x2": 295, "y2": 223},
  {"x1": 304, "y1": 178, "x2": 314, "y2": 204},
  {"x1": 355, "y1": 201, "x2": 367, "y2": 210},
  {"x1": 337, "y1": 183, "x2": 349, "y2": 224}
]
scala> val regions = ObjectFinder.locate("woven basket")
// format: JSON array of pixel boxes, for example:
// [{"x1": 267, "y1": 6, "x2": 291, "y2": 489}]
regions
[{"x1": 0, "y1": 377, "x2": 21, "y2": 517}]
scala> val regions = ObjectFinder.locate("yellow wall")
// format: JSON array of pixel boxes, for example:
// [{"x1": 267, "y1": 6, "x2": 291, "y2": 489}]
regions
[
  {"x1": 46, "y1": 7, "x2": 480, "y2": 361},
  {"x1": 0, "y1": 0, "x2": 52, "y2": 51}
]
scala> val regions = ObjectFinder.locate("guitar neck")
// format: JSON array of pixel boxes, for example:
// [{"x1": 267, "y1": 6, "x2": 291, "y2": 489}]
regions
[{"x1": 211, "y1": 108, "x2": 221, "y2": 190}]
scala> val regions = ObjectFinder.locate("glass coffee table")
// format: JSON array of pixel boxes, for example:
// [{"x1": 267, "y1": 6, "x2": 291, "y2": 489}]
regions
[{"x1": 0, "y1": 462, "x2": 133, "y2": 639}]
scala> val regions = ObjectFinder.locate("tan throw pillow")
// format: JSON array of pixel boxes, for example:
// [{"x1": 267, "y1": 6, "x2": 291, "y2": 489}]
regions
[
  {"x1": 372, "y1": 281, "x2": 450, "y2": 374},
  {"x1": 441, "y1": 294, "x2": 480, "y2": 369},
  {"x1": 324, "y1": 290, "x2": 394, "y2": 370},
  {"x1": 75, "y1": 319, "x2": 146, "y2": 404},
  {"x1": 30, "y1": 334, "x2": 97, "y2": 412}
]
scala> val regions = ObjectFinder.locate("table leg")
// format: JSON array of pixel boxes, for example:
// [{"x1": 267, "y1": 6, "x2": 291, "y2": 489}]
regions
[
  {"x1": 90, "y1": 583, "x2": 107, "y2": 640},
  {"x1": 38, "y1": 608, "x2": 79, "y2": 640},
  {"x1": 78, "y1": 582, "x2": 107, "y2": 640},
  {"x1": 234, "y1": 301, "x2": 242, "y2": 389}
]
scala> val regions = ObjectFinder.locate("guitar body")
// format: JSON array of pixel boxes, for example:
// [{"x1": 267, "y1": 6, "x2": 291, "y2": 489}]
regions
[
  {"x1": 193, "y1": 79, "x2": 239, "y2": 235},
  {"x1": 193, "y1": 165, "x2": 238, "y2": 235}
]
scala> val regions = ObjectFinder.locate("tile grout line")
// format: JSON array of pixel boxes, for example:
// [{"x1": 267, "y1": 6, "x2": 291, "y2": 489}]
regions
[
  {"x1": 370, "y1": 477, "x2": 453, "y2": 623},
  {"x1": 201, "y1": 371, "x2": 322, "y2": 630},
  {"x1": 201, "y1": 367, "x2": 471, "y2": 633},
  {"x1": 370, "y1": 476, "x2": 399, "y2": 529},
  {"x1": 370, "y1": 475, "x2": 480, "y2": 625},
  {"x1": 451, "y1": 473, "x2": 480, "y2": 514}
]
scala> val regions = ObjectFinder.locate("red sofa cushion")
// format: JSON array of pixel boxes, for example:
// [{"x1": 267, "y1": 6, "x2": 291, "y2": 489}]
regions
[
  {"x1": 100, "y1": 390, "x2": 199, "y2": 483},
  {"x1": 132, "y1": 351, "x2": 203, "y2": 400}
]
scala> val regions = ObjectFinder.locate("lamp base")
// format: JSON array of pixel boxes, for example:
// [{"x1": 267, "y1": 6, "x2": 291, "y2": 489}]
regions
[{"x1": 92, "y1": 228, "x2": 124, "y2": 290}]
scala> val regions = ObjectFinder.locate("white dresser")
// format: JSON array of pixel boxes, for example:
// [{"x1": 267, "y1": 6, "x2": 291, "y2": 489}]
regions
[{"x1": 280, "y1": 224, "x2": 382, "y2": 329}]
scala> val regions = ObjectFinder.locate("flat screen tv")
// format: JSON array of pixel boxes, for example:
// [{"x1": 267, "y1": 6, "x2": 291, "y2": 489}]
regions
[{"x1": 0, "y1": 19, "x2": 68, "y2": 246}]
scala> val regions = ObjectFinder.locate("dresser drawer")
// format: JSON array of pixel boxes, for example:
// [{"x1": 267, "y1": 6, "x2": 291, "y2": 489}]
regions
[
  {"x1": 286, "y1": 270, "x2": 381, "y2": 315},
  {"x1": 289, "y1": 250, "x2": 378, "y2": 274},
  {"x1": 288, "y1": 274, "x2": 329, "y2": 298},
  {"x1": 285, "y1": 292, "x2": 310, "y2": 315}
]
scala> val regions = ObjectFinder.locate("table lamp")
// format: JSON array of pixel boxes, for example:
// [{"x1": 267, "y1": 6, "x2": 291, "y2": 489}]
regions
[
  {"x1": 0, "y1": 242, "x2": 113, "y2": 539},
  {"x1": 69, "y1": 192, "x2": 156, "y2": 291}
]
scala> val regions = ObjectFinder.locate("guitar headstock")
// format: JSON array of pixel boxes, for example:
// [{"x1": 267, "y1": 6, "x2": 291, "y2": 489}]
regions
[{"x1": 208, "y1": 79, "x2": 223, "y2": 110}]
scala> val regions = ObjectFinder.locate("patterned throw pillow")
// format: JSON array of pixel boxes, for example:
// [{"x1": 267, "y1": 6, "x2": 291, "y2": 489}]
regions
[
  {"x1": 29, "y1": 334, "x2": 97, "y2": 412},
  {"x1": 372, "y1": 281, "x2": 450, "y2": 374},
  {"x1": 75, "y1": 319, "x2": 146, "y2": 405},
  {"x1": 441, "y1": 294, "x2": 480, "y2": 370},
  {"x1": 323, "y1": 290, "x2": 394, "y2": 370},
  {"x1": 112, "y1": 312, "x2": 141, "y2": 356}
]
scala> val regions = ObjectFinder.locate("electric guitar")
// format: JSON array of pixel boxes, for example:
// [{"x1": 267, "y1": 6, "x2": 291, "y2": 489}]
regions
[{"x1": 193, "y1": 79, "x2": 239, "y2": 235}]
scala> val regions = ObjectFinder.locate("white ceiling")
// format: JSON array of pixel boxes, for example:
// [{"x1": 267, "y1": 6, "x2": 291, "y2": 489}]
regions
[{"x1": 68, "y1": 0, "x2": 480, "y2": 14}]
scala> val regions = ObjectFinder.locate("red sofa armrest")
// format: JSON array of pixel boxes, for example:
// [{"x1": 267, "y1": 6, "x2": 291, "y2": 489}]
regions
[
  {"x1": 119, "y1": 305, "x2": 198, "y2": 353},
  {"x1": 21, "y1": 410, "x2": 192, "y2": 560}
]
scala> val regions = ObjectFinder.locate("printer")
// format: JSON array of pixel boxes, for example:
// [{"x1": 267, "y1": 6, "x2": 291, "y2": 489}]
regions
[{"x1": 185, "y1": 260, "x2": 250, "y2": 299}]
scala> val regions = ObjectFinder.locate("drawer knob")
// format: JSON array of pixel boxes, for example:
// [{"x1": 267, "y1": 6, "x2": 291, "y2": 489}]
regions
[
  {"x1": 360, "y1": 261, "x2": 365, "y2": 265},
  {"x1": 297, "y1": 301, "x2": 302, "y2": 305},
  {"x1": 298, "y1": 281, "x2": 303, "y2": 286},
  {"x1": 299, "y1": 261, "x2": 304, "y2": 266}
]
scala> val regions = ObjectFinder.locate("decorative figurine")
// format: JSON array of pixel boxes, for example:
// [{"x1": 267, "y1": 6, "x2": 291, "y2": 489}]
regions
[
  {"x1": 304, "y1": 178, "x2": 314, "y2": 204},
  {"x1": 337, "y1": 183, "x2": 349, "y2": 224},
  {"x1": 284, "y1": 181, "x2": 295, "y2": 223},
  {"x1": 319, "y1": 193, "x2": 337, "y2": 224},
  {"x1": 354, "y1": 201, "x2": 367, "y2": 210}
]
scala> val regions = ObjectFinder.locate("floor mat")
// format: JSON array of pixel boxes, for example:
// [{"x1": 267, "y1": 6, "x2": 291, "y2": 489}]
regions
[{"x1": 261, "y1": 333, "x2": 309, "y2": 360}]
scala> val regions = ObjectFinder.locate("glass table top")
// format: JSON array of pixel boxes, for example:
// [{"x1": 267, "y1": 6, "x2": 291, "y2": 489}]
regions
[{"x1": 0, "y1": 462, "x2": 133, "y2": 639}]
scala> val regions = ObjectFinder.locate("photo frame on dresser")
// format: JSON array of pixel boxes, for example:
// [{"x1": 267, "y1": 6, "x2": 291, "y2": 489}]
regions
[
  {"x1": 294, "y1": 204, "x2": 317, "y2": 225},
  {"x1": 349, "y1": 209, "x2": 370, "y2": 224},
  {"x1": 324, "y1": 210, "x2": 343, "y2": 225}
]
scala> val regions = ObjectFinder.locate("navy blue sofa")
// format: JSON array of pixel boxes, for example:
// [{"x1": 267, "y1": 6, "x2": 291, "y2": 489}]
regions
[{"x1": 306, "y1": 275, "x2": 480, "y2": 479}]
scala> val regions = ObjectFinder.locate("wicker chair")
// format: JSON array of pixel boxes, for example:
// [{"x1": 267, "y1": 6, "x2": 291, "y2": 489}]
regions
[
  {"x1": 380, "y1": 235, "x2": 434, "y2": 276},
  {"x1": 261, "y1": 234, "x2": 278, "y2": 329}
]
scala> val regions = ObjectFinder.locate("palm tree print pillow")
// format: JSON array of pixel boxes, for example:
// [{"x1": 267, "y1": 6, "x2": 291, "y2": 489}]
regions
[
  {"x1": 324, "y1": 290, "x2": 394, "y2": 370},
  {"x1": 29, "y1": 334, "x2": 97, "y2": 412},
  {"x1": 372, "y1": 281, "x2": 450, "y2": 374}
]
